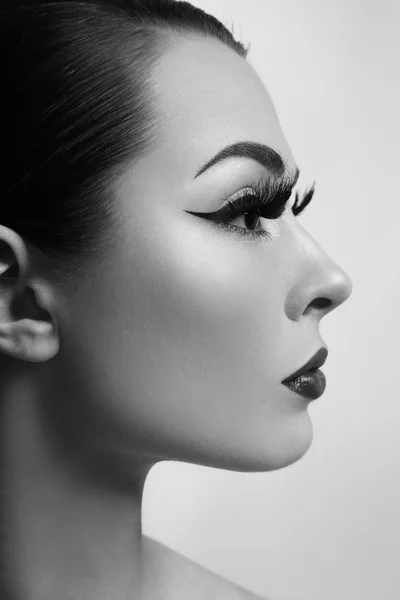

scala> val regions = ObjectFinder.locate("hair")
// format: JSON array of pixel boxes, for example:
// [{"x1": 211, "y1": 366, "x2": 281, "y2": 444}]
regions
[{"x1": 1, "y1": 0, "x2": 249, "y2": 284}]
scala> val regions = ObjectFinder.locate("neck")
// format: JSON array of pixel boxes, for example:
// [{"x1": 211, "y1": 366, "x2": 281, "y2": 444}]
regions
[{"x1": 0, "y1": 366, "x2": 153, "y2": 600}]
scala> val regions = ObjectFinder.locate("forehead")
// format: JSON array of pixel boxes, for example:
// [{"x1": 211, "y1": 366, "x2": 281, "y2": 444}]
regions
[{"x1": 147, "y1": 36, "x2": 295, "y2": 180}]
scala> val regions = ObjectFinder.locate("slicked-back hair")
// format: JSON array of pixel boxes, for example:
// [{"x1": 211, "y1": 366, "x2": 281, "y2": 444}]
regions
[{"x1": 1, "y1": 0, "x2": 249, "y2": 282}]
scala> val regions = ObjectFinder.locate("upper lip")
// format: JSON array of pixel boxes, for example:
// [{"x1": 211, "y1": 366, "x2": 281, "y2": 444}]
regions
[{"x1": 281, "y1": 347, "x2": 328, "y2": 383}]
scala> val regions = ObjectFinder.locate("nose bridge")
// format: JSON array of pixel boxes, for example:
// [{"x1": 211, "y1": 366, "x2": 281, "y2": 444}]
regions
[{"x1": 283, "y1": 219, "x2": 353, "y2": 322}]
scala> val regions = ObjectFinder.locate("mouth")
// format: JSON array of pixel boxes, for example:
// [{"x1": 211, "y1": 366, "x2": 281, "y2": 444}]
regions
[{"x1": 281, "y1": 347, "x2": 328, "y2": 400}]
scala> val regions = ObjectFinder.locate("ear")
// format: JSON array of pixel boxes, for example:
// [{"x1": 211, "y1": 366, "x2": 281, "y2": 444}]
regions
[{"x1": 0, "y1": 225, "x2": 60, "y2": 363}]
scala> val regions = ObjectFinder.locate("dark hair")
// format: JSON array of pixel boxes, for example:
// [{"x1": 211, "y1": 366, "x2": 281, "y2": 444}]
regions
[{"x1": 1, "y1": 0, "x2": 249, "y2": 283}]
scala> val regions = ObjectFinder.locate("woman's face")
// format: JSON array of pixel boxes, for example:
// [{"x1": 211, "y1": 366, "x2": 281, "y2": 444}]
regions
[{"x1": 56, "y1": 37, "x2": 352, "y2": 476}]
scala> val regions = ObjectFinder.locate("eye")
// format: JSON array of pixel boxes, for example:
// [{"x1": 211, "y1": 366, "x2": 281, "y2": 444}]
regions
[
  {"x1": 233, "y1": 205, "x2": 263, "y2": 232},
  {"x1": 184, "y1": 175, "x2": 315, "y2": 242},
  {"x1": 225, "y1": 188, "x2": 273, "y2": 240}
]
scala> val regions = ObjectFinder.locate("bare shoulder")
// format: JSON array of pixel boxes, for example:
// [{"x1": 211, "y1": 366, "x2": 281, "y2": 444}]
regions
[{"x1": 142, "y1": 535, "x2": 272, "y2": 600}]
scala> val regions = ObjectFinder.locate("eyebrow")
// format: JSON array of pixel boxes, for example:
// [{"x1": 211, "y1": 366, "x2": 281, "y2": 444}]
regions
[{"x1": 193, "y1": 140, "x2": 300, "y2": 185}]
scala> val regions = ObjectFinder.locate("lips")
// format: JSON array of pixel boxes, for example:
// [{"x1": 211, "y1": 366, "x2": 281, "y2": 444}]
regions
[{"x1": 281, "y1": 347, "x2": 328, "y2": 384}]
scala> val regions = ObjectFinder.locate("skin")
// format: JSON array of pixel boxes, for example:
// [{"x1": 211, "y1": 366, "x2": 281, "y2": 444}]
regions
[{"x1": 0, "y1": 36, "x2": 353, "y2": 600}]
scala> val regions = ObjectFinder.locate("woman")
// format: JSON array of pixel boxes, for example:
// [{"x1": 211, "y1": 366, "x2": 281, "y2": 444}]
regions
[{"x1": 0, "y1": 0, "x2": 353, "y2": 598}]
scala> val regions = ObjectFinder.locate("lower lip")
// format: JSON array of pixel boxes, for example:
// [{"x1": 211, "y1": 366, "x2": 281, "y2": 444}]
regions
[{"x1": 282, "y1": 369, "x2": 326, "y2": 400}]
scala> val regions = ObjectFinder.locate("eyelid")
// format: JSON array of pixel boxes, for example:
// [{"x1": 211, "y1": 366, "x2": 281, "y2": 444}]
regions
[
  {"x1": 217, "y1": 186, "x2": 258, "y2": 210},
  {"x1": 183, "y1": 183, "x2": 263, "y2": 220},
  {"x1": 184, "y1": 173, "x2": 314, "y2": 222},
  {"x1": 219, "y1": 183, "x2": 314, "y2": 226}
]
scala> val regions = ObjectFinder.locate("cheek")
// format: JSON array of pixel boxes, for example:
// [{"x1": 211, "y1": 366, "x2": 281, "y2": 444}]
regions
[
  {"x1": 63, "y1": 216, "x2": 289, "y2": 461},
  {"x1": 115, "y1": 220, "x2": 286, "y2": 411}
]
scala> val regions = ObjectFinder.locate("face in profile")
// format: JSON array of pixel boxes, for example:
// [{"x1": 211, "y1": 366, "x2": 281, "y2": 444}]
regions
[{"x1": 51, "y1": 36, "x2": 352, "y2": 479}]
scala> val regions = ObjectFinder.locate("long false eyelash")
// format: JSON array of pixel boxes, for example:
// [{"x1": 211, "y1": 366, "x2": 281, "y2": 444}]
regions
[
  {"x1": 184, "y1": 172, "x2": 316, "y2": 242},
  {"x1": 291, "y1": 182, "x2": 316, "y2": 216},
  {"x1": 237, "y1": 172, "x2": 316, "y2": 219}
]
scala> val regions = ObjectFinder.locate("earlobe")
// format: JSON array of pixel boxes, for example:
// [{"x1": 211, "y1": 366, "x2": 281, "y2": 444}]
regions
[
  {"x1": 0, "y1": 226, "x2": 60, "y2": 363},
  {"x1": 0, "y1": 318, "x2": 59, "y2": 363}
]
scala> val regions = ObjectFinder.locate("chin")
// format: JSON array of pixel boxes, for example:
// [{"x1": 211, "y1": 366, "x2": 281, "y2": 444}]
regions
[
  {"x1": 219, "y1": 443, "x2": 313, "y2": 473},
  {"x1": 232, "y1": 410, "x2": 314, "y2": 473},
  {"x1": 174, "y1": 415, "x2": 315, "y2": 474}
]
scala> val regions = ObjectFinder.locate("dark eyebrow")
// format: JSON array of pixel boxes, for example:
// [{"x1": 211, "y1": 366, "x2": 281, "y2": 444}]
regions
[{"x1": 193, "y1": 141, "x2": 300, "y2": 184}]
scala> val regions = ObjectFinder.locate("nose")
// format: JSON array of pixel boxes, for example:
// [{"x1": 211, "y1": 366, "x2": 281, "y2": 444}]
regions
[{"x1": 284, "y1": 222, "x2": 353, "y2": 322}]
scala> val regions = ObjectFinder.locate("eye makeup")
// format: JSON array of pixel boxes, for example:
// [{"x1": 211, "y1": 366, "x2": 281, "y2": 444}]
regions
[{"x1": 184, "y1": 171, "x2": 316, "y2": 242}]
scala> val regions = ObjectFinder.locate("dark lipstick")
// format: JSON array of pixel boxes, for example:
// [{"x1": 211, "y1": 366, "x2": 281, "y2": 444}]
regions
[{"x1": 281, "y1": 347, "x2": 328, "y2": 400}]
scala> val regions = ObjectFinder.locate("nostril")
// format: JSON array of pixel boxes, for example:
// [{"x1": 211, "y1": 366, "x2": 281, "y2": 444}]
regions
[
  {"x1": 305, "y1": 297, "x2": 332, "y2": 315},
  {"x1": 313, "y1": 297, "x2": 332, "y2": 309}
]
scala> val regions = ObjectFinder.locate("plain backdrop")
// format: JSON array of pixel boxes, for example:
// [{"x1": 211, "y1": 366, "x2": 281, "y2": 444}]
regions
[{"x1": 142, "y1": 2, "x2": 400, "y2": 599}]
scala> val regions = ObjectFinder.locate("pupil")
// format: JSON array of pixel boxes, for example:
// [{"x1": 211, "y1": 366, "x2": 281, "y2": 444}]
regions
[{"x1": 245, "y1": 209, "x2": 261, "y2": 230}]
